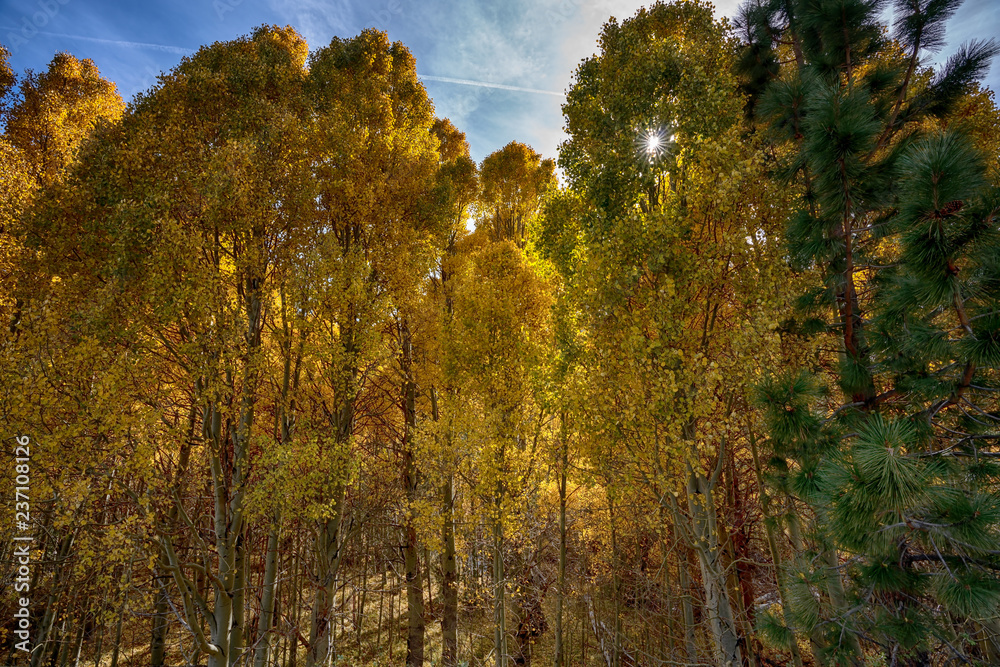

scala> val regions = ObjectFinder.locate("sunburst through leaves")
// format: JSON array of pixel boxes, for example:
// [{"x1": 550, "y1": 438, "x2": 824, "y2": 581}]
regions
[{"x1": 637, "y1": 126, "x2": 673, "y2": 162}]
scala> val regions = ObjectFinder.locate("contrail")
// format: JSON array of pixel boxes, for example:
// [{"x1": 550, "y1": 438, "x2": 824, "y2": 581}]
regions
[
  {"x1": 3, "y1": 34, "x2": 564, "y2": 98},
  {"x1": 418, "y1": 73, "x2": 565, "y2": 97},
  {"x1": 2, "y1": 29, "x2": 194, "y2": 55}
]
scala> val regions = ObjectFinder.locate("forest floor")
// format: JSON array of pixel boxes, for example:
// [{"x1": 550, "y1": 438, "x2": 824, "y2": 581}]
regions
[{"x1": 78, "y1": 570, "x2": 628, "y2": 666}]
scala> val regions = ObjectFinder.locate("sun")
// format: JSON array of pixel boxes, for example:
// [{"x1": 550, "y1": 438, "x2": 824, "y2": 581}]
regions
[{"x1": 637, "y1": 126, "x2": 672, "y2": 162}]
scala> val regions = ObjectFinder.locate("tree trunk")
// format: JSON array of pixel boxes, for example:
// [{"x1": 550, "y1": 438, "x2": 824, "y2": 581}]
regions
[
  {"x1": 404, "y1": 516, "x2": 425, "y2": 667},
  {"x1": 64, "y1": 615, "x2": 85, "y2": 667},
  {"x1": 289, "y1": 533, "x2": 302, "y2": 667},
  {"x1": 667, "y1": 497, "x2": 699, "y2": 664},
  {"x1": 306, "y1": 483, "x2": 348, "y2": 667},
  {"x1": 438, "y1": 213, "x2": 462, "y2": 667},
  {"x1": 108, "y1": 564, "x2": 131, "y2": 667},
  {"x1": 441, "y1": 472, "x2": 458, "y2": 666},
  {"x1": 494, "y1": 487, "x2": 508, "y2": 667},
  {"x1": 608, "y1": 491, "x2": 621, "y2": 667},
  {"x1": 31, "y1": 530, "x2": 76, "y2": 667},
  {"x1": 554, "y1": 411, "x2": 568, "y2": 667},
  {"x1": 49, "y1": 617, "x2": 65, "y2": 667},
  {"x1": 91, "y1": 609, "x2": 105, "y2": 667},
  {"x1": 685, "y1": 442, "x2": 743, "y2": 667},
  {"x1": 71, "y1": 612, "x2": 85, "y2": 667},
  {"x1": 205, "y1": 411, "x2": 239, "y2": 667},
  {"x1": 230, "y1": 512, "x2": 247, "y2": 667},
  {"x1": 150, "y1": 569, "x2": 170, "y2": 667},
  {"x1": 253, "y1": 515, "x2": 281, "y2": 667},
  {"x1": 401, "y1": 319, "x2": 425, "y2": 667},
  {"x1": 722, "y1": 447, "x2": 757, "y2": 667},
  {"x1": 677, "y1": 547, "x2": 698, "y2": 663}
]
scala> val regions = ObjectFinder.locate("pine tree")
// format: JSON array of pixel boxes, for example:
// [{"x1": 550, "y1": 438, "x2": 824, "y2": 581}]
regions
[{"x1": 738, "y1": 0, "x2": 1000, "y2": 662}]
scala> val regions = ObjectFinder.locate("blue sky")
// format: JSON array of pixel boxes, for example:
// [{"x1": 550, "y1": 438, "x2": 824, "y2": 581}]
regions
[{"x1": 2, "y1": 0, "x2": 998, "y2": 164}]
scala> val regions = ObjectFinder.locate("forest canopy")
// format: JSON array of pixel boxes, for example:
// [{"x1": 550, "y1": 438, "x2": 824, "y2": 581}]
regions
[{"x1": 1, "y1": 1, "x2": 999, "y2": 666}]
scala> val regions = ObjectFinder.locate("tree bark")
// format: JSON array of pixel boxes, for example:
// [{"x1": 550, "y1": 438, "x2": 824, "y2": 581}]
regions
[
  {"x1": 441, "y1": 472, "x2": 459, "y2": 666},
  {"x1": 401, "y1": 319, "x2": 425, "y2": 666},
  {"x1": 306, "y1": 483, "x2": 348, "y2": 667},
  {"x1": 685, "y1": 439, "x2": 744, "y2": 667},
  {"x1": 494, "y1": 481, "x2": 508, "y2": 667},
  {"x1": 253, "y1": 516, "x2": 281, "y2": 667},
  {"x1": 31, "y1": 530, "x2": 76, "y2": 667},
  {"x1": 554, "y1": 411, "x2": 568, "y2": 667},
  {"x1": 677, "y1": 547, "x2": 698, "y2": 664},
  {"x1": 608, "y1": 491, "x2": 621, "y2": 667}
]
